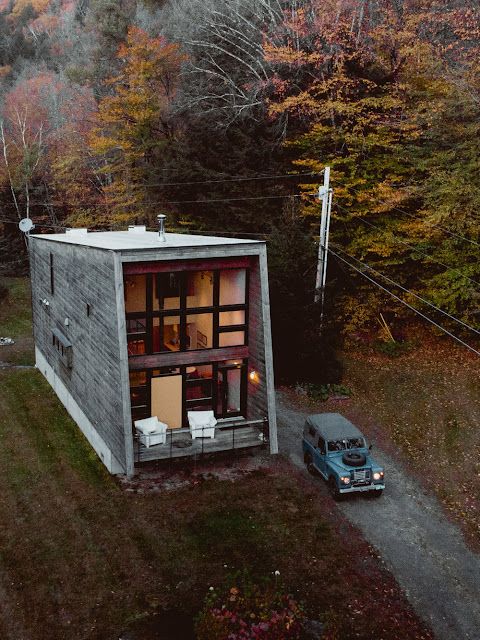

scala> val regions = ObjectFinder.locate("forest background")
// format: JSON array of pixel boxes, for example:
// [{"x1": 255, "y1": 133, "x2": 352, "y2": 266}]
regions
[{"x1": 0, "y1": 0, "x2": 478, "y2": 383}]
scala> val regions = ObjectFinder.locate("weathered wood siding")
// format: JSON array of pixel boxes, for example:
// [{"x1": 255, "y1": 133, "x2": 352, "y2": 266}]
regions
[
  {"x1": 30, "y1": 238, "x2": 128, "y2": 472},
  {"x1": 259, "y1": 246, "x2": 277, "y2": 453},
  {"x1": 246, "y1": 254, "x2": 269, "y2": 422},
  {"x1": 244, "y1": 247, "x2": 277, "y2": 454}
]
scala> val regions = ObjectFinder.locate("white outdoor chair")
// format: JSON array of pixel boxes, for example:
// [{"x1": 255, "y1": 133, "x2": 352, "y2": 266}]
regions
[
  {"x1": 187, "y1": 410, "x2": 217, "y2": 439},
  {"x1": 134, "y1": 417, "x2": 168, "y2": 448}
]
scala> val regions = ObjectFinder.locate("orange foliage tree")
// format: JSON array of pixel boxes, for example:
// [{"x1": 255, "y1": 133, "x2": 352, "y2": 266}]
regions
[{"x1": 89, "y1": 26, "x2": 185, "y2": 224}]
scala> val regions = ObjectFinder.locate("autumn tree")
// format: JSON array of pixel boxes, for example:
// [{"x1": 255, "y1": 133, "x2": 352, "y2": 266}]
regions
[
  {"x1": 266, "y1": 0, "x2": 480, "y2": 334},
  {"x1": 89, "y1": 26, "x2": 184, "y2": 224},
  {"x1": 0, "y1": 70, "x2": 98, "y2": 227},
  {"x1": 0, "y1": 72, "x2": 53, "y2": 221}
]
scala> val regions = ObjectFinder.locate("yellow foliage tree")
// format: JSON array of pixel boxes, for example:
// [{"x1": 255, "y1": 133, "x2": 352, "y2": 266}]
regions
[
  {"x1": 11, "y1": 0, "x2": 51, "y2": 18},
  {"x1": 89, "y1": 26, "x2": 185, "y2": 224}
]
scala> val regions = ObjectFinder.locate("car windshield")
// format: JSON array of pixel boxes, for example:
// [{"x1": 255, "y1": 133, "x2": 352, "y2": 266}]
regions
[{"x1": 327, "y1": 438, "x2": 365, "y2": 451}]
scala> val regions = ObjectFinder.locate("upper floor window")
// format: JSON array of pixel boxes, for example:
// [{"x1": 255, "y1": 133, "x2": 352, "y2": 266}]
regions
[
  {"x1": 220, "y1": 269, "x2": 246, "y2": 305},
  {"x1": 125, "y1": 275, "x2": 147, "y2": 313},
  {"x1": 124, "y1": 268, "x2": 248, "y2": 356},
  {"x1": 154, "y1": 272, "x2": 181, "y2": 311}
]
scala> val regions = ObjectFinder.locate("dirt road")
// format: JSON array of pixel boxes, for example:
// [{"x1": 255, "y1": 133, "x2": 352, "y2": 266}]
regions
[{"x1": 276, "y1": 393, "x2": 480, "y2": 640}]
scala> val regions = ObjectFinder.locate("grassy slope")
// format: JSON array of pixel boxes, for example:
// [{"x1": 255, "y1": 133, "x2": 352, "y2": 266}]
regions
[
  {"x1": 0, "y1": 277, "x2": 34, "y2": 365},
  {"x1": 0, "y1": 279, "x2": 432, "y2": 639}
]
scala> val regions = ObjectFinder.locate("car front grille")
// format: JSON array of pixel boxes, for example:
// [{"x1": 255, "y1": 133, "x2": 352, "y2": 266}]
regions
[{"x1": 352, "y1": 469, "x2": 371, "y2": 485}]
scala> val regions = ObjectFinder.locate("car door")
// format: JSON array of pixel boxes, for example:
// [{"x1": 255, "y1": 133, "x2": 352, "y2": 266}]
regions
[{"x1": 313, "y1": 436, "x2": 327, "y2": 478}]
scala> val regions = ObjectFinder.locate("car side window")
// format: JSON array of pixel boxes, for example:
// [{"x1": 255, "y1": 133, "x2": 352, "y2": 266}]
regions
[
  {"x1": 328, "y1": 440, "x2": 345, "y2": 451},
  {"x1": 317, "y1": 437, "x2": 326, "y2": 454},
  {"x1": 308, "y1": 426, "x2": 316, "y2": 438}
]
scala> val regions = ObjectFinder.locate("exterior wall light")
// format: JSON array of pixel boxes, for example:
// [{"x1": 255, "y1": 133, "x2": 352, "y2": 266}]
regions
[{"x1": 249, "y1": 370, "x2": 259, "y2": 383}]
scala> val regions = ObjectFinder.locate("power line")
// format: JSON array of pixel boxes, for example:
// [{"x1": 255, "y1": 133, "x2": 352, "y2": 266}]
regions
[
  {"x1": 335, "y1": 202, "x2": 480, "y2": 290},
  {"x1": 0, "y1": 257, "x2": 27, "y2": 267},
  {"x1": 27, "y1": 192, "x2": 314, "y2": 208},
  {"x1": 329, "y1": 247, "x2": 480, "y2": 357},
  {"x1": 179, "y1": 229, "x2": 268, "y2": 238},
  {"x1": 330, "y1": 243, "x2": 480, "y2": 337},
  {"x1": 148, "y1": 170, "x2": 325, "y2": 188},
  {"x1": 0, "y1": 218, "x2": 271, "y2": 237},
  {"x1": 0, "y1": 218, "x2": 64, "y2": 229},
  {"x1": 345, "y1": 184, "x2": 480, "y2": 249}
]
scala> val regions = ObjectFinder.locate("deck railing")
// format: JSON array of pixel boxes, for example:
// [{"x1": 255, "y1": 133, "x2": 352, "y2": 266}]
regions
[{"x1": 134, "y1": 417, "x2": 269, "y2": 463}]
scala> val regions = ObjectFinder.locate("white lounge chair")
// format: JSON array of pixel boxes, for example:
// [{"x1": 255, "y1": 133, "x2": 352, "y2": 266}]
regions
[
  {"x1": 187, "y1": 410, "x2": 217, "y2": 439},
  {"x1": 134, "y1": 417, "x2": 168, "y2": 448}
]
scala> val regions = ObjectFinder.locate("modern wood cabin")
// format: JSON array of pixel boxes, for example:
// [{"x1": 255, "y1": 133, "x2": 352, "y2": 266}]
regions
[{"x1": 29, "y1": 227, "x2": 278, "y2": 475}]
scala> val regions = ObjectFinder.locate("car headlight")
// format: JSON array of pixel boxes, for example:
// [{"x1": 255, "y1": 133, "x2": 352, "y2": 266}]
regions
[
  {"x1": 340, "y1": 476, "x2": 351, "y2": 485},
  {"x1": 373, "y1": 471, "x2": 384, "y2": 481}
]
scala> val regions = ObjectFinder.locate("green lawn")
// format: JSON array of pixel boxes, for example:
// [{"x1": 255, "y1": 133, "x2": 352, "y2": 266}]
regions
[
  {"x1": 0, "y1": 279, "x2": 432, "y2": 639},
  {"x1": 0, "y1": 277, "x2": 34, "y2": 365}
]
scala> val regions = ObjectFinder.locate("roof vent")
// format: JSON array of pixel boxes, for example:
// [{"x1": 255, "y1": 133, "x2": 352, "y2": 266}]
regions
[
  {"x1": 157, "y1": 214, "x2": 167, "y2": 243},
  {"x1": 65, "y1": 228, "x2": 89, "y2": 235},
  {"x1": 127, "y1": 225, "x2": 146, "y2": 233}
]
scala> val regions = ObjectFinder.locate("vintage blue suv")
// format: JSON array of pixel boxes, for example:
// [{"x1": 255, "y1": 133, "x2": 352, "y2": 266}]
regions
[{"x1": 302, "y1": 413, "x2": 385, "y2": 500}]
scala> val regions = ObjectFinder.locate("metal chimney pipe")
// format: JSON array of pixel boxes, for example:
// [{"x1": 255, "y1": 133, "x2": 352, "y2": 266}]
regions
[{"x1": 157, "y1": 214, "x2": 167, "y2": 242}]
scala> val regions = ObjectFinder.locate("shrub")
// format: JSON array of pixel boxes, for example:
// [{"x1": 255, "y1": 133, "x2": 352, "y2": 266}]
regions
[
  {"x1": 195, "y1": 574, "x2": 305, "y2": 640},
  {"x1": 295, "y1": 382, "x2": 352, "y2": 402},
  {"x1": 374, "y1": 339, "x2": 413, "y2": 358}
]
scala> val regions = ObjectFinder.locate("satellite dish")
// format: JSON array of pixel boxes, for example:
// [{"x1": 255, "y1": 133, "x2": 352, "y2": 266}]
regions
[{"x1": 19, "y1": 218, "x2": 34, "y2": 233}]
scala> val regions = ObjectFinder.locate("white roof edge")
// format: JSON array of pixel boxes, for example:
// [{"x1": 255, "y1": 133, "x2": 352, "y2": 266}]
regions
[{"x1": 29, "y1": 230, "x2": 264, "y2": 251}]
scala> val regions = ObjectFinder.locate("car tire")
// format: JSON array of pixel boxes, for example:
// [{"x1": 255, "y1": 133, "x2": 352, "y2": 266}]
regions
[
  {"x1": 328, "y1": 477, "x2": 343, "y2": 502},
  {"x1": 342, "y1": 452, "x2": 366, "y2": 467},
  {"x1": 304, "y1": 453, "x2": 317, "y2": 476},
  {"x1": 369, "y1": 489, "x2": 383, "y2": 498}
]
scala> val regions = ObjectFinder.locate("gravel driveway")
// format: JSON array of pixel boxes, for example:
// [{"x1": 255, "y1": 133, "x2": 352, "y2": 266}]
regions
[{"x1": 276, "y1": 393, "x2": 480, "y2": 640}]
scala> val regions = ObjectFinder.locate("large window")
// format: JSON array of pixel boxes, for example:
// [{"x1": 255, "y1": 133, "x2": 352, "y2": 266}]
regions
[
  {"x1": 129, "y1": 360, "x2": 247, "y2": 427},
  {"x1": 124, "y1": 268, "x2": 248, "y2": 355}
]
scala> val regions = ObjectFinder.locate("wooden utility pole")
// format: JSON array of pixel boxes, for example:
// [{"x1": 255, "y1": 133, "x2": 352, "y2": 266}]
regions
[{"x1": 314, "y1": 167, "x2": 333, "y2": 315}]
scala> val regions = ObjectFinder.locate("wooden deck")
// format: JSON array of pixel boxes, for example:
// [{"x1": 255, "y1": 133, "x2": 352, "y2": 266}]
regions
[{"x1": 134, "y1": 422, "x2": 266, "y2": 463}]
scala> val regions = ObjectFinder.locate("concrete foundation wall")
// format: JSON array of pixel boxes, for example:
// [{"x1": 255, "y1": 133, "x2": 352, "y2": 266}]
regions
[{"x1": 35, "y1": 347, "x2": 123, "y2": 473}]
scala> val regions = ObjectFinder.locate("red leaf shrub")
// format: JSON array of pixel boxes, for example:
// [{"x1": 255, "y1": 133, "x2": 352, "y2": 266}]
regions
[{"x1": 195, "y1": 576, "x2": 305, "y2": 640}]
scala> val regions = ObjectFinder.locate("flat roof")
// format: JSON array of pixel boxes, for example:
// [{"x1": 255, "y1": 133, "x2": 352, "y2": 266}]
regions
[
  {"x1": 29, "y1": 230, "x2": 262, "y2": 251},
  {"x1": 305, "y1": 413, "x2": 364, "y2": 440}
]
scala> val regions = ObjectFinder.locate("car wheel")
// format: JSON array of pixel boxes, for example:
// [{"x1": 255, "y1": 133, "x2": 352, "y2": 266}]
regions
[
  {"x1": 304, "y1": 453, "x2": 317, "y2": 476},
  {"x1": 328, "y1": 477, "x2": 343, "y2": 502},
  {"x1": 369, "y1": 489, "x2": 383, "y2": 498}
]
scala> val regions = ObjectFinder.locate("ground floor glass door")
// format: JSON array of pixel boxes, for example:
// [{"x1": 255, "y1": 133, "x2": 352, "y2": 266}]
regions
[{"x1": 216, "y1": 364, "x2": 247, "y2": 419}]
